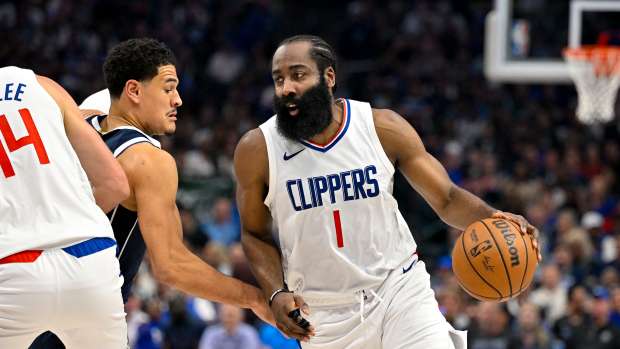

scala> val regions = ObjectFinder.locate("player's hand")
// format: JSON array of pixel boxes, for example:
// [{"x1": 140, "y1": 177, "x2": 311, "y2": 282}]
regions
[
  {"x1": 270, "y1": 291, "x2": 315, "y2": 342},
  {"x1": 249, "y1": 289, "x2": 276, "y2": 326},
  {"x1": 493, "y1": 211, "x2": 542, "y2": 262}
]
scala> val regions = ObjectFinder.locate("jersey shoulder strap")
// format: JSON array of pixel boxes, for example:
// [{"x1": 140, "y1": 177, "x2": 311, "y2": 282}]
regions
[{"x1": 85, "y1": 114, "x2": 161, "y2": 158}]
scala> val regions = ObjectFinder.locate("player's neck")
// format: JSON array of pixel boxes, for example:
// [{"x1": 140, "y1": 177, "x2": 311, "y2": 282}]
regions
[
  {"x1": 104, "y1": 104, "x2": 147, "y2": 133},
  {"x1": 307, "y1": 100, "x2": 343, "y2": 145}
]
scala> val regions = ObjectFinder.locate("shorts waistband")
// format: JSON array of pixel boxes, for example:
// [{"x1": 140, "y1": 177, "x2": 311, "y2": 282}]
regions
[
  {"x1": 301, "y1": 252, "x2": 418, "y2": 307},
  {"x1": 0, "y1": 250, "x2": 43, "y2": 264},
  {"x1": 0, "y1": 237, "x2": 116, "y2": 264},
  {"x1": 62, "y1": 237, "x2": 116, "y2": 258}
]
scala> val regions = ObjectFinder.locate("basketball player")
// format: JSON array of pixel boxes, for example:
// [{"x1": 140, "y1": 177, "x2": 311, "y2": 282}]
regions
[
  {"x1": 234, "y1": 35, "x2": 542, "y2": 348},
  {"x1": 0, "y1": 66, "x2": 129, "y2": 348},
  {"x1": 29, "y1": 38, "x2": 272, "y2": 349}
]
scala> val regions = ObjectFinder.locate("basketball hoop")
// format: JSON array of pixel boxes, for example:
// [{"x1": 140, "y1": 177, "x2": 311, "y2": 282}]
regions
[{"x1": 563, "y1": 46, "x2": 620, "y2": 124}]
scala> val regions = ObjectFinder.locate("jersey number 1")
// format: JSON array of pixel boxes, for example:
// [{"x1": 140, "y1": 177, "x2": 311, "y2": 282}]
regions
[
  {"x1": 333, "y1": 210, "x2": 344, "y2": 248},
  {"x1": 0, "y1": 108, "x2": 50, "y2": 178}
]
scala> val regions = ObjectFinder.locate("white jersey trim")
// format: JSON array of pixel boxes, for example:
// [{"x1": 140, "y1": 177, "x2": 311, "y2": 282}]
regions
[
  {"x1": 112, "y1": 137, "x2": 153, "y2": 158},
  {"x1": 89, "y1": 116, "x2": 162, "y2": 149},
  {"x1": 117, "y1": 218, "x2": 138, "y2": 259},
  {"x1": 89, "y1": 114, "x2": 102, "y2": 131},
  {"x1": 110, "y1": 126, "x2": 161, "y2": 148}
]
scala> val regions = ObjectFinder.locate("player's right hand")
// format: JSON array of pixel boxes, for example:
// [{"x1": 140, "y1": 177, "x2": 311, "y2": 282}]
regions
[{"x1": 271, "y1": 291, "x2": 315, "y2": 342}]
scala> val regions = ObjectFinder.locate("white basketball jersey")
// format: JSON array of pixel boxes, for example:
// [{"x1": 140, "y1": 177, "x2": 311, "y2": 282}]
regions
[
  {"x1": 259, "y1": 99, "x2": 417, "y2": 299},
  {"x1": 0, "y1": 66, "x2": 114, "y2": 259}
]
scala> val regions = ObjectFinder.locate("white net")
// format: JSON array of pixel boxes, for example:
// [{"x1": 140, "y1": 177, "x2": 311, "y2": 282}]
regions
[{"x1": 563, "y1": 46, "x2": 620, "y2": 124}]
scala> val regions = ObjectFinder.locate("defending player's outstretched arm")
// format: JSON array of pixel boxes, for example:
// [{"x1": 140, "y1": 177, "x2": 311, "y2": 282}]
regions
[
  {"x1": 373, "y1": 109, "x2": 541, "y2": 260},
  {"x1": 37, "y1": 76, "x2": 129, "y2": 212},
  {"x1": 116, "y1": 142, "x2": 273, "y2": 324},
  {"x1": 235, "y1": 128, "x2": 315, "y2": 342}
]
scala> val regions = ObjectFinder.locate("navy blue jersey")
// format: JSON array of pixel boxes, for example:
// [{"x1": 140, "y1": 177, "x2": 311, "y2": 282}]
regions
[{"x1": 86, "y1": 114, "x2": 161, "y2": 302}]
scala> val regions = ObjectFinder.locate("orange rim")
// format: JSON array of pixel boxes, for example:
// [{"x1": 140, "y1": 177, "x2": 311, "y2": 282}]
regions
[{"x1": 563, "y1": 45, "x2": 620, "y2": 76}]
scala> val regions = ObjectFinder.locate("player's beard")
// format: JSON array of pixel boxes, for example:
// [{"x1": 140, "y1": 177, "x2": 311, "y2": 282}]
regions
[{"x1": 274, "y1": 76, "x2": 333, "y2": 141}]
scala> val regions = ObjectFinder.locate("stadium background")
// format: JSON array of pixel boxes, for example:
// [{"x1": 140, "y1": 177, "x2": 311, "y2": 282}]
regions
[{"x1": 3, "y1": 0, "x2": 620, "y2": 348}]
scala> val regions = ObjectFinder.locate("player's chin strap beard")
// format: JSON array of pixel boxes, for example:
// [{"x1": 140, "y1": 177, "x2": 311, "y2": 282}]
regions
[{"x1": 359, "y1": 289, "x2": 384, "y2": 323}]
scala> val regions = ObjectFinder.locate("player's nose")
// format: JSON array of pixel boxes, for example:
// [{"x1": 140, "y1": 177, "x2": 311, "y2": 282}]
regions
[
  {"x1": 282, "y1": 78, "x2": 297, "y2": 96},
  {"x1": 172, "y1": 91, "x2": 182, "y2": 107}
]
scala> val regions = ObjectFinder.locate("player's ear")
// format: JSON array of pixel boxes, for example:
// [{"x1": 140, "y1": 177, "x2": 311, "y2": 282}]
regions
[
  {"x1": 124, "y1": 80, "x2": 141, "y2": 103},
  {"x1": 324, "y1": 67, "x2": 336, "y2": 89}
]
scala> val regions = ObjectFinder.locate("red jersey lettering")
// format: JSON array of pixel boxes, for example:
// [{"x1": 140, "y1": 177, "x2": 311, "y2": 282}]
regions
[{"x1": 0, "y1": 108, "x2": 50, "y2": 178}]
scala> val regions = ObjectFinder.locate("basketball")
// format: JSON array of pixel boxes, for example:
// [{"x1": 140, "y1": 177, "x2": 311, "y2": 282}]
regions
[{"x1": 452, "y1": 218, "x2": 538, "y2": 302}]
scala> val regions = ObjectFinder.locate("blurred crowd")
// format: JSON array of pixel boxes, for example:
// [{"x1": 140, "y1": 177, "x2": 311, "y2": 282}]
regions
[{"x1": 3, "y1": 0, "x2": 620, "y2": 348}]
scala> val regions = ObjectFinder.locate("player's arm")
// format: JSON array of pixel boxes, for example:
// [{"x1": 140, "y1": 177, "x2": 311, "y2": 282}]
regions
[
  {"x1": 375, "y1": 109, "x2": 541, "y2": 259},
  {"x1": 374, "y1": 109, "x2": 497, "y2": 230},
  {"x1": 120, "y1": 144, "x2": 273, "y2": 323},
  {"x1": 36, "y1": 76, "x2": 129, "y2": 212},
  {"x1": 234, "y1": 129, "x2": 282, "y2": 300},
  {"x1": 235, "y1": 129, "x2": 314, "y2": 341},
  {"x1": 80, "y1": 109, "x2": 104, "y2": 120}
]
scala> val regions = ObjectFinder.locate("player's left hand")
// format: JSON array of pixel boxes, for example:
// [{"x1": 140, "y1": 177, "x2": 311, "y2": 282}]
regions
[{"x1": 492, "y1": 211, "x2": 542, "y2": 263}]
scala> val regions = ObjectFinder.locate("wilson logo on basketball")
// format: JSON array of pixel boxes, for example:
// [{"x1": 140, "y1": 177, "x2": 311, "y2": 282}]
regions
[{"x1": 492, "y1": 220, "x2": 520, "y2": 267}]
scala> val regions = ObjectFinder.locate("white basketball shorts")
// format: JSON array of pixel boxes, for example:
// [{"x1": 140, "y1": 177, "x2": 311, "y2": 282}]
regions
[
  {"x1": 0, "y1": 238, "x2": 127, "y2": 348},
  {"x1": 300, "y1": 254, "x2": 467, "y2": 349}
]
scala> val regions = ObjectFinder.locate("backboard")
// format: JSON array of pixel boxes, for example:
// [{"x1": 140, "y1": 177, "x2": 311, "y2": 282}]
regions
[{"x1": 485, "y1": 0, "x2": 620, "y2": 83}]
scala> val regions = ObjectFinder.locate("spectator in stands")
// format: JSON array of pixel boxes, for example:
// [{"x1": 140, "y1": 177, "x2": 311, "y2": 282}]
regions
[
  {"x1": 508, "y1": 302, "x2": 558, "y2": 349},
  {"x1": 437, "y1": 286, "x2": 471, "y2": 331},
  {"x1": 529, "y1": 263, "x2": 568, "y2": 325},
  {"x1": 610, "y1": 287, "x2": 620, "y2": 327},
  {"x1": 201, "y1": 197, "x2": 240, "y2": 246},
  {"x1": 126, "y1": 294, "x2": 149, "y2": 348},
  {"x1": 135, "y1": 298, "x2": 164, "y2": 349},
  {"x1": 162, "y1": 295, "x2": 205, "y2": 349},
  {"x1": 579, "y1": 289, "x2": 620, "y2": 349},
  {"x1": 551, "y1": 209, "x2": 579, "y2": 251},
  {"x1": 469, "y1": 302, "x2": 511, "y2": 349},
  {"x1": 198, "y1": 304, "x2": 261, "y2": 349},
  {"x1": 553, "y1": 285, "x2": 592, "y2": 347},
  {"x1": 552, "y1": 243, "x2": 577, "y2": 288}
]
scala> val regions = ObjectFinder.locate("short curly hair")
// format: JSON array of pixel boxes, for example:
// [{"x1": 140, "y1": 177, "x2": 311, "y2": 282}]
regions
[{"x1": 103, "y1": 38, "x2": 177, "y2": 98}]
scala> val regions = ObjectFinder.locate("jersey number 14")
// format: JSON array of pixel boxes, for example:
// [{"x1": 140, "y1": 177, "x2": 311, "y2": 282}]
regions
[{"x1": 0, "y1": 108, "x2": 50, "y2": 178}]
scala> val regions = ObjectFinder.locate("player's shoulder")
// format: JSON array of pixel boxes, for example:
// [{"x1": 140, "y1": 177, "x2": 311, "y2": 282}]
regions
[
  {"x1": 370, "y1": 107, "x2": 424, "y2": 161},
  {"x1": 235, "y1": 127, "x2": 267, "y2": 156},
  {"x1": 120, "y1": 142, "x2": 174, "y2": 165},
  {"x1": 371, "y1": 108, "x2": 411, "y2": 133},
  {"x1": 118, "y1": 143, "x2": 176, "y2": 179},
  {"x1": 234, "y1": 127, "x2": 268, "y2": 181},
  {"x1": 35, "y1": 74, "x2": 59, "y2": 90},
  {"x1": 35, "y1": 74, "x2": 75, "y2": 110}
]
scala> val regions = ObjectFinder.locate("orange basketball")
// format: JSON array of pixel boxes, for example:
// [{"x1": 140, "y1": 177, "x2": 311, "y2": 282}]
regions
[{"x1": 451, "y1": 218, "x2": 538, "y2": 302}]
